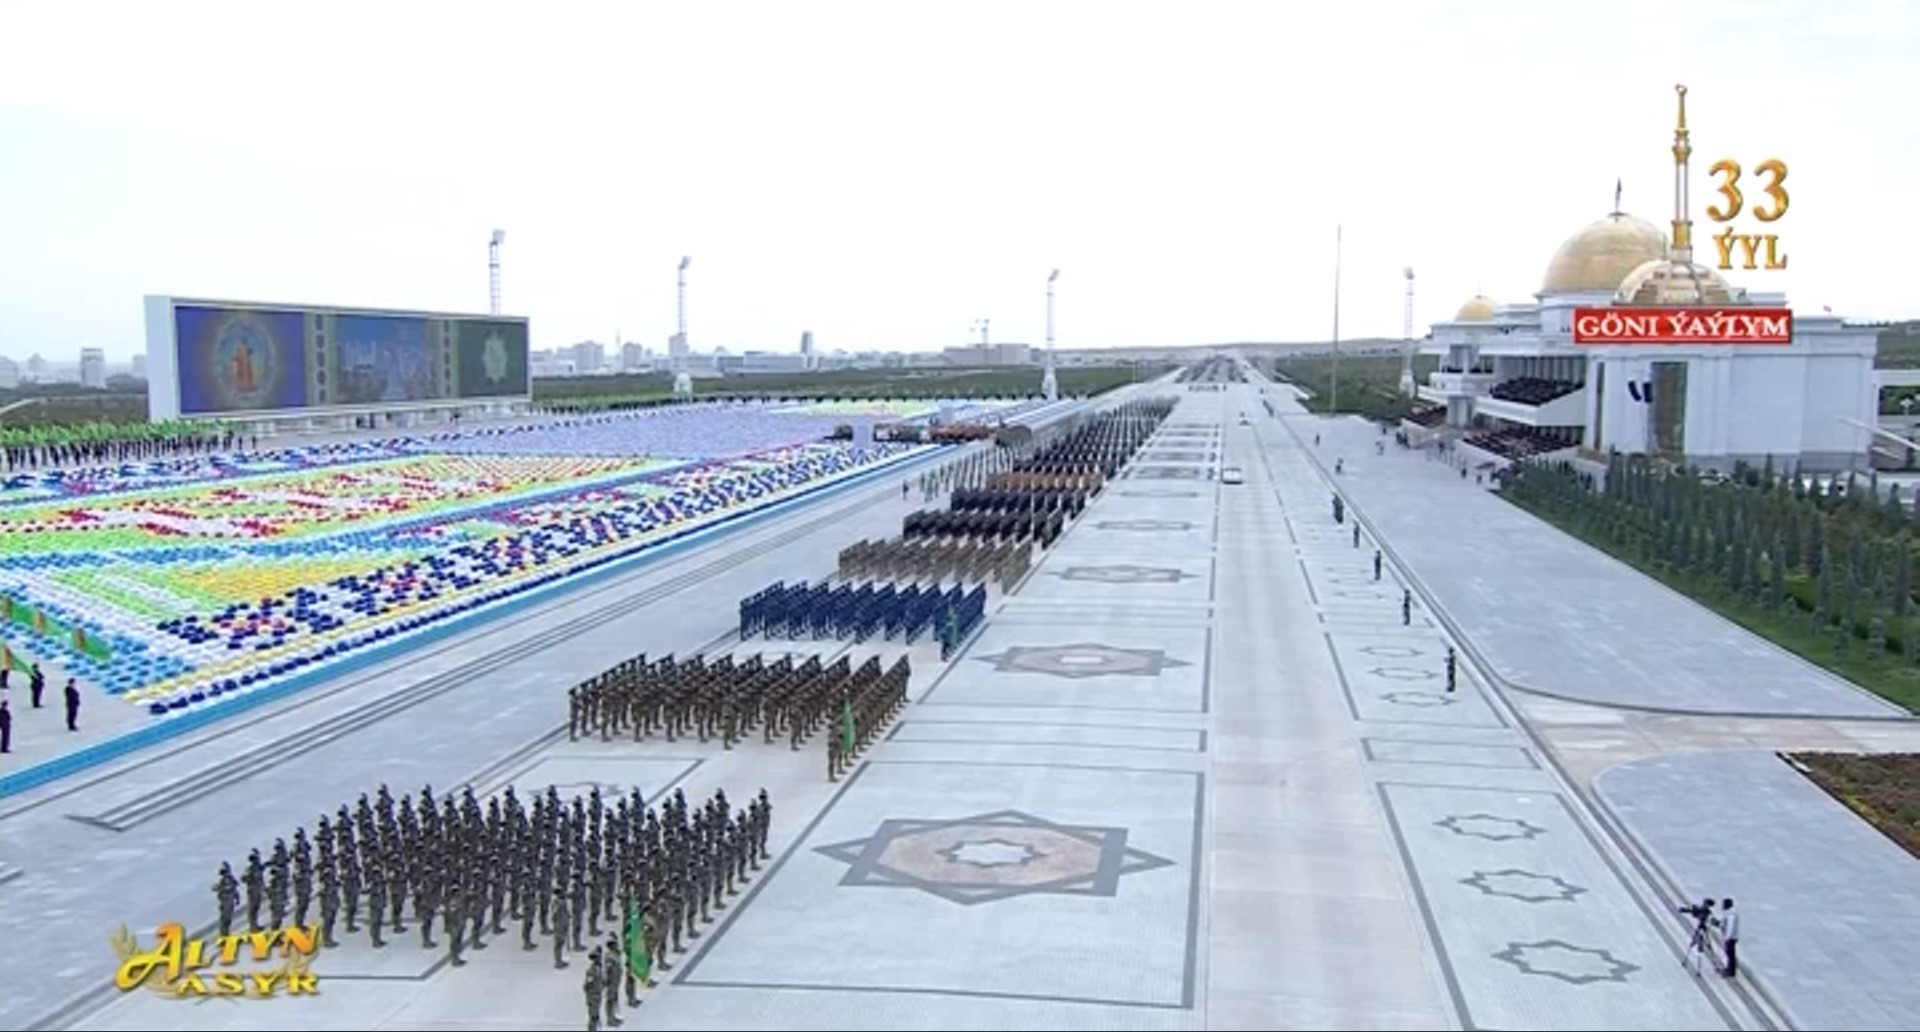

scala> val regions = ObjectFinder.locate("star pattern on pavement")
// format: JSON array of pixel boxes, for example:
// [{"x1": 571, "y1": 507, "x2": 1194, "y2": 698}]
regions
[
  {"x1": 1052, "y1": 564, "x2": 1196, "y2": 585},
  {"x1": 1434, "y1": 813, "x2": 1547, "y2": 842},
  {"x1": 815, "y1": 810, "x2": 1174, "y2": 905},
  {"x1": 1096, "y1": 518, "x2": 1195, "y2": 531},
  {"x1": 939, "y1": 838, "x2": 1043, "y2": 869},
  {"x1": 1491, "y1": 939, "x2": 1639, "y2": 984},
  {"x1": 978, "y1": 643, "x2": 1190, "y2": 679},
  {"x1": 1127, "y1": 467, "x2": 1210, "y2": 480},
  {"x1": 1381, "y1": 690, "x2": 1458, "y2": 707},
  {"x1": 1460, "y1": 869, "x2": 1589, "y2": 904},
  {"x1": 1371, "y1": 666, "x2": 1438, "y2": 681},
  {"x1": 1359, "y1": 645, "x2": 1423, "y2": 658}
]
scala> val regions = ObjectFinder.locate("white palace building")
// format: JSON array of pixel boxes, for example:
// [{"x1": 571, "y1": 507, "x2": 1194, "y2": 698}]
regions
[{"x1": 1409, "y1": 87, "x2": 1878, "y2": 474}]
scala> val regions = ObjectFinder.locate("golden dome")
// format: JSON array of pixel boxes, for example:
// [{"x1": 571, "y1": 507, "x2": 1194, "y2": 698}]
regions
[
  {"x1": 1455, "y1": 295, "x2": 1497, "y2": 321},
  {"x1": 1614, "y1": 258, "x2": 1746, "y2": 306},
  {"x1": 1540, "y1": 212, "x2": 1668, "y2": 295}
]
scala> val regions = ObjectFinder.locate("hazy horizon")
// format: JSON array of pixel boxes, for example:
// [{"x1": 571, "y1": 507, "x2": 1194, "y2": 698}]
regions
[{"x1": 3, "y1": 1, "x2": 1914, "y2": 362}]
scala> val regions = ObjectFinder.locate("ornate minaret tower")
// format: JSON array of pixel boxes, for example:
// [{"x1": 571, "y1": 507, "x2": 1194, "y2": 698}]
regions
[{"x1": 1670, "y1": 84, "x2": 1694, "y2": 262}]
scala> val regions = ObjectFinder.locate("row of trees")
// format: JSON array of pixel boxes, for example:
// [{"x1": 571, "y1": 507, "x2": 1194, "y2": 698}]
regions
[{"x1": 1504, "y1": 454, "x2": 1920, "y2": 663}]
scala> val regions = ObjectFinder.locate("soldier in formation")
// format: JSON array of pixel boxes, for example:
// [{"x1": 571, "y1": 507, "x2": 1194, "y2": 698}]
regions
[
  {"x1": 569, "y1": 653, "x2": 907, "y2": 774},
  {"x1": 214, "y1": 781, "x2": 773, "y2": 1030}
]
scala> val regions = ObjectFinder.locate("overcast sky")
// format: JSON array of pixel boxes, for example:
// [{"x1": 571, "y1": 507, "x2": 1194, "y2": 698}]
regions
[{"x1": 1, "y1": 1, "x2": 1913, "y2": 361}]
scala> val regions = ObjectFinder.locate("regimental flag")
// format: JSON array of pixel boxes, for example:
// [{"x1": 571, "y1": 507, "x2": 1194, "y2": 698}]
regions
[
  {"x1": 30, "y1": 608, "x2": 45, "y2": 636},
  {"x1": 1, "y1": 642, "x2": 13, "y2": 671},
  {"x1": 73, "y1": 626, "x2": 111, "y2": 662},
  {"x1": 622, "y1": 897, "x2": 651, "y2": 982},
  {"x1": 838, "y1": 697, "x2": 855, "y2": 756}
]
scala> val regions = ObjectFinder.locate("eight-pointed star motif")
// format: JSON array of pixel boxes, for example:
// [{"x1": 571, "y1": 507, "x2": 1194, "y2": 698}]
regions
[
  {"x1": 1096, "y1": 518, "x2": 1195, "y2": 531},
  {"x1": 1491, "y1": 940, "x2": 1639, "y2": 984},
  {"x1": 1434, "y1": 813, "x2": 1547, "y2": 842},
  {"x1": 939, "y1": 838, "x2": 1042, "y2": 869},
  {"x1": 814, "y1": 809, "x2": 1174, "y2": 905},
  {"x1": 1053, "y1": 564, "x2": 1195, "y2": 585},
  {"x1": 1381, "y1": 690, "x2": 1458, "y2": 707},
  {"x1": 978, "y1": 643, "x2": 1190, "y2": 679},
  {"x1": 1460, "y1": 868, "x2": 1589, "y2": 904},
  {"x1": 1371, "y1": 666, "x2": 1438, "y2": 681}
]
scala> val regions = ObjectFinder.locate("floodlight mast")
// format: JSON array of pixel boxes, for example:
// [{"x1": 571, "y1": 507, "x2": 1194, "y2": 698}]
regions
[{"x1": 488, "y1": 229, "x2": 506, "y2": 316}]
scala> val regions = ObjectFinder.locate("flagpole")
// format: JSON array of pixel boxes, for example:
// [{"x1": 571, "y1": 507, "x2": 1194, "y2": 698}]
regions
[{"x1": 1331, "y1": 224, "x2": 1344, "y2": 413}]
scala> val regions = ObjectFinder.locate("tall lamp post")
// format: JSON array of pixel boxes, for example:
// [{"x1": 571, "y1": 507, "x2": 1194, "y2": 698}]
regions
[
  {"x1": 1042, "y1": 269, "x2": 1060, "y2": 401},
  {"x1": 1330, "y1": 224, "x2": 1344, "y2": 414},
  {"x1": 1400, "y1": 266, "x2": 1416, "y2": 396},
  {"x1": 488, "y1": 230, "x2": 506, "y2": 316},
  {"x1": 673, "y1": 256, "x2": 693, "y2": 399}
]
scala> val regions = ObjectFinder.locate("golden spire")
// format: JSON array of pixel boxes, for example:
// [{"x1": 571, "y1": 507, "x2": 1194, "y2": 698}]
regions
[{"x1": 1670, "y1": 84, "x2": 1693, "y2": 258}]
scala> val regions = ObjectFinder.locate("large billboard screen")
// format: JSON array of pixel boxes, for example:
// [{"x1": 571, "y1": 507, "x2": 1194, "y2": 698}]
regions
[
  {"x1": 175, "y1": 305, "x2": 309, "y2": 414},
  {"x1": 159, "y1": 299, "x2": 530, "y2": 417}
]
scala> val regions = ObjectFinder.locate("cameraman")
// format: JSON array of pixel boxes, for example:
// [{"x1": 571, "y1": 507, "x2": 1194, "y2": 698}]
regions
[
  {"x1": 1678, "y1": 897, "x2": 1715, "y2": 972},
  {"x1": 1716, "y1": 898, "x2": 1739, "y2": 977}
]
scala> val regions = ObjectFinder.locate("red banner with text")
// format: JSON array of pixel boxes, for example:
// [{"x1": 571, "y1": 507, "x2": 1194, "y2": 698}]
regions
[{"x1": 1571, "y1": 307, "x2": 1793, "y2": 345}]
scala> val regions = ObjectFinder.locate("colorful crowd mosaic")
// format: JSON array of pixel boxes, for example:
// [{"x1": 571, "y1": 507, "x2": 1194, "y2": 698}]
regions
[{"x1": 0, "y1": 433, "x2": 921, "y2": 716}]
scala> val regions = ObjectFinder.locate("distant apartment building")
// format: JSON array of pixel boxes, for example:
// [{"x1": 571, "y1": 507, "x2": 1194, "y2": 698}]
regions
[
  {"x1": 0, "y1": 356, "x2": 19, "y2": 389},
  {"x1": 717, "y1": 352, "x2": 809, "y2": 375},
  {"x1": 941, "y1": 343, "x2": 1033, "y2": 367},
  {"x1": 621, "y1": 341, "x2": 647, "y2": 372},
  {"x1": 24, "y1": 353, "x2": 47, "y2": 383},
  {"x1": 79, "y1": 347, "x2": 106, "y2": 388},
  {"x1": 567, "y1": 340, "x2": 606, "y2": 376},
  {"x1": 130, "y1": 353, "x2": 148, "y2": 381}
]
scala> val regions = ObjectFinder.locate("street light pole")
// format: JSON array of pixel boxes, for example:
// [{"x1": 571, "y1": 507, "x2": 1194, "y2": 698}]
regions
[
  {"x1": 488, "y1": 230, "x2": 506, "y2": 316},
  {"x1": 1042, "y1": 269, "x2": 1059, "y2": 401},
  {"x1": 1331, "y1": 224, "x2": 1343, "y2": 413}
]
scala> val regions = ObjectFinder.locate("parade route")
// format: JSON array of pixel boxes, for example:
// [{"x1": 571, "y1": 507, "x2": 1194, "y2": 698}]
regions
[{"x1": 3, "y1": 380, "x2": 1787, "y2": 1032}]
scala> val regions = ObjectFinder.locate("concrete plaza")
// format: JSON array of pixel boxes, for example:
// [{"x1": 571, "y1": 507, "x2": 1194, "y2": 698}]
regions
[{"x1": 11, "y1": 378, "x2": 1910, "y2": 1030}]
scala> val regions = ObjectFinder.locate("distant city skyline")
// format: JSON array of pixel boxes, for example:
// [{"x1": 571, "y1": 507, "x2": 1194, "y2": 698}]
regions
[{"x1": 2, "y1": 2, "x2": 1914, "y2": 362}]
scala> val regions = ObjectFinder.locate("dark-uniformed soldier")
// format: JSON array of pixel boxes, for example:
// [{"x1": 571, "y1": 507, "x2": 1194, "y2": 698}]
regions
[
  {"x1": 215, "y1": 862, "x2": 239, "y2": 938},
  {"x1": 416, "y1": 849, "x2": 439, "y2": 947},
  {"x1": 1402, "y1": 589, "x2": 1412, "y2": 626},
  {"x1": 644, "y1": 894, "x2": 667, "y2": 977},
  {"x1": 443, "y1": 883, "x2": 468, "y2": 967},
  {"x1": 584, "y1": 946, "x2": 605, "y2": 1031},
  {"x1": 365, "y1": 861, "x2": 388, "y2": 948},
  {"x1": 602, "y1": 933, "x2": 626, "y2": 1026},
  {"x1": 756, "y1": 789, "x2": 772, "y2": 860},
  {"x1": 267, "y1": 838, "x2": 290, "y2": 929},
  {"x1": 317, "y1": 855, "x2": 342, "y2": 948},
  {"x1": 552, "y1": 877, "x2": 574, "y2": 969},
  {"x1": 1373, "y1": 549, "x2": 1383, "y2": 581},
  {"x1": 292, "y1": 828, "x2": 314, "y2": 928},
  {"x1": 340, "y1": 828, "x2": 363, "y2": 933},
  {"x1": 1445, "y1": 645, "x2": 1458, "y2": 692}
]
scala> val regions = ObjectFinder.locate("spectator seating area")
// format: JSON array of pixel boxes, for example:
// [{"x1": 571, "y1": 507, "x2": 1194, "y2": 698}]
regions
[
  {"x1": 1405, "y1": 406, "x2": 1447, "y2": 428},
  {"x1": 1488, "y1": 377, "x2": 1581, "y2": 405},
  {"x1": 1463, "y1": 426, "x2": 1577, "y2": 461}
]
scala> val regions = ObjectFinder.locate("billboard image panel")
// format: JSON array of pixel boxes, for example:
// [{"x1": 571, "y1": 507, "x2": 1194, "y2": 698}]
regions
[
  {"x1": 174, "y1": 306, "x2": 308, "y2": 414},
  {"x1": 455, "y1": 318, "x2": 530, "y2": 398},
  {"x1": 331, "y1": 315, "x2": 438, "y2": 404}
]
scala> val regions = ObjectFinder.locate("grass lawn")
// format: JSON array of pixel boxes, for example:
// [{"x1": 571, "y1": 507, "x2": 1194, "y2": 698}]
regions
[
  {"x1": 1791, "y1": 752, "x2": 1920, "y2": 859},
  {"x1": 1506, "y1": 496, "x2": 1920, "y2": 714}
]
